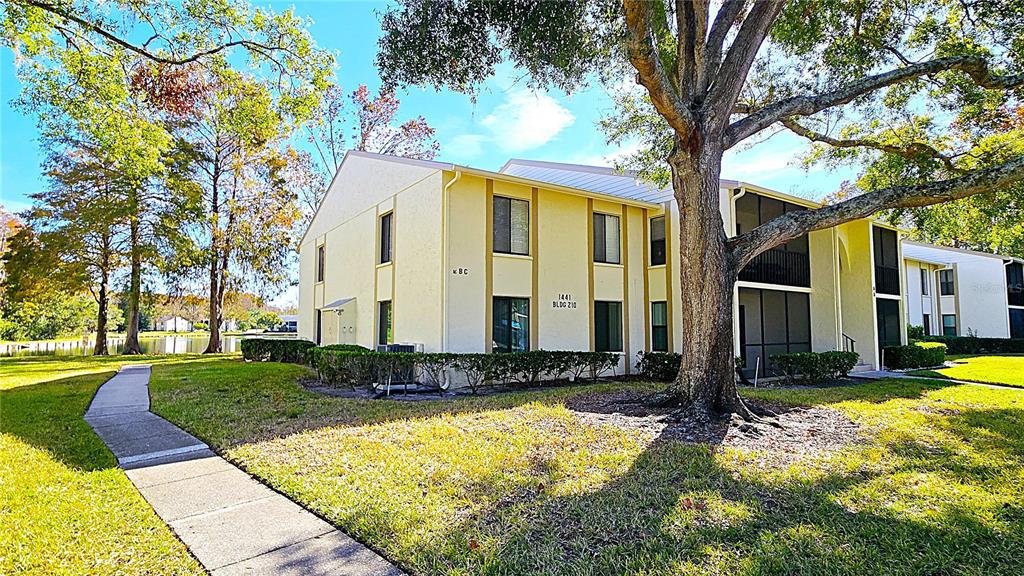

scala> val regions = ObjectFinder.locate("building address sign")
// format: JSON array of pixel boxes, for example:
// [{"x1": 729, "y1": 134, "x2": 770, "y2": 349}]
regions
[{"x1": 552, "y1": 293, "x2": 577, "y2": 309}]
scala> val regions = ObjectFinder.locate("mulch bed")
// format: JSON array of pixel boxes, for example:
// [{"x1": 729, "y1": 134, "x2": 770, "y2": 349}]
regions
[{"x1": 565, "y1": 388, "x2": 863, "y2": 462}]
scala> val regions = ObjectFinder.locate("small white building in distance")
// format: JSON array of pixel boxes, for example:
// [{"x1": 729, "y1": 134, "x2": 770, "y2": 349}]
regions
[
  {"x1": 155, "y1": 316, "x2": 192, "y2": 333},
  {"x1": 902, "y1": 240, "x2": 1024, "y2": 338}
]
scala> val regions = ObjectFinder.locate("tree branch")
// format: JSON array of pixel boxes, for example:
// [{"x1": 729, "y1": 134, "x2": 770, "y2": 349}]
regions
[
  {"x1": 780, "y1": 116, "x2": 961, "y2": 173},
  {"x1": 726, "y1": 55, "x2": 1024, "y2": 148},
  {"x1": 623, "y1": 0, "x2": 695, "y2": 136},
  {"x1": 728, "y1": 155, "x2": 1024, "y2": 268},
  {"x1": 701, "y1": 0, "x2": 744, "y2": 93},
  {"x1": 705, "y1": 0, "x2": 785, "y2": 129},
  {"x1": 18, "y1": 0, "x2": 289, "y2": 66}
]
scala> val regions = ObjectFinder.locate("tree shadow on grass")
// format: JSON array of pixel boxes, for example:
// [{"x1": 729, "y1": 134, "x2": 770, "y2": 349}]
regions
[
  {"x1": 0, "y1": 372, "x2": 118, "y2": 471},
  {"x1": 741, "y1": 377, "x2": 960, "y2": 407}
]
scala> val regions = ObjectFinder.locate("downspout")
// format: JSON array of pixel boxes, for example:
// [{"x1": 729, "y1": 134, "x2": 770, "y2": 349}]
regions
[{"x1": 441, "y1": 169, "x2": 462, "y2": 352}]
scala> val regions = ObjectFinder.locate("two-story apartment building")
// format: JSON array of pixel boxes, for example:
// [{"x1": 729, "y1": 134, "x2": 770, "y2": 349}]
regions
[
  {"x1": 903, "y1": 240, "x2": 1024, "y2": 338},
  {"x1": 298, "y1": 151, "x2": 906, "y2": 379}
]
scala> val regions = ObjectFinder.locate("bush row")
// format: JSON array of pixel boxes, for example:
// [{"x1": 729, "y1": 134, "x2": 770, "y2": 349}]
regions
[
  {"x1": 311, "y1": 349, "x2": 622, "y2": 393},
  {"x1": 240, "y1": 338, "x2": 316, "y2": 363},
  {"x1": 883, "y1": 341, "x2": 947, "y2": 369},
  {"x1": 920, "y1": 335, "x2": 1024, "y2": 355},
  {"x1": 772, "y1": 351, "x2": 859, "y2": 384}
]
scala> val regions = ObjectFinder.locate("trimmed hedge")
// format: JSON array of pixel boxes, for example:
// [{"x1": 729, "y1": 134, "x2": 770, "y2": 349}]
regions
[
  {"x1": 635, "y1": 351, "x2": 681, "y2": 381},
  {"x1": 772, "y1": 351, "x2": 859, "y2": 384},
  {"x1": 240, "y1": 338, "x2": 316, "y2": 363},
  {"x1": 309, "y1": 348, "x2": 621, "y2": 392},
  {"x1": 920, "y1": 335, "x2": 1024, "y2": 355},
  {"x1": 883, "y1": 341, "x2": 947, "y2": 369}
]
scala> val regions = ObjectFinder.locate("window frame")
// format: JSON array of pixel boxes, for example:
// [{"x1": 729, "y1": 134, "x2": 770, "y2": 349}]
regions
[
  {"x1": 593, "y1": 212, "x2": 621, "y2": 265},
  {"x1": 594, "y1": 300, "x2": 623, "y2": 352},
  {"x1": 920, "y1": 268, "x2": 929, "y2": 295},
  {"x1": 492, "y1": 196, "x2": 530, "y2": 256},
  {"x1": 377, "y1": 300, "x2": 392, "y2": 346},
  {"x1": 649, "y1": 216, "x2": 666, "y2": 267},
  {"x1": 492, "y1": 297, "x2": 530, "y2": 353},
  {"x1": 651, "y1": 301, "x2": 668, "y2": 352},
  {"x1": 316, "y1": 244, "x2": 325, "y2": 283},
  {"x1": 942, "y1": 313, "x2": 957, "y2": 337},
  {"x1": 939, "y1": 269, "x2": 954, "y2": 296},
  {"x1": 379, "y1": 212, "x2": 393, "y2": 264},
  {"x1": 922, "y1": 313, "x2": 931, "y2": 336}
]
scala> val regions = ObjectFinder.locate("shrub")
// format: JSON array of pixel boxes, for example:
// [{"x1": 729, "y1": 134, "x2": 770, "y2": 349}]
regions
[
  {"x1": 240, "y1": 338, "x2": 316, "y2": 363},
  {"x1": 883, "y1": 341, "x2": 946, "y2": 369},
  {"x1": 771, "y1": 350, "x2": 859, "y2": 384},
  {"x1": 907, "y1": 325, "x2": 925, "y2": 340},
  {"x1": 635, "y1": 351, "x2": 681, "y2": 381},
  {"x1": 920, "y1": 335, "x2": 1024, "y2": 355}
]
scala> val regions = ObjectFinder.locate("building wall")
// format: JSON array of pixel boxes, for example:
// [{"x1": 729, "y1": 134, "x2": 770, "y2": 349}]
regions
[
  {"x1": 838, "y1": 220, "x2": 880, "y2": 368},
  {"x1": 298, "y1": 153, "x2": 443, "y2": 346},
  {"x1": 953, "y1": 258, "x2": 1011, "y2": 337}
]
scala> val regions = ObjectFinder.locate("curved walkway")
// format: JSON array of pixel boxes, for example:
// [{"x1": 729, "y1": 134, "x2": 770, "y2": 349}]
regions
[{"x1": 86, "y1": 364, "x2": 402, "y2": 576}]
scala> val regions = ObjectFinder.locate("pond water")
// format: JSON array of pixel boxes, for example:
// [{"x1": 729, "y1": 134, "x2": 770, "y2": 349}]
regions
[{"x1": 0, "y1": 333, "x2": 295, "y2": 357}]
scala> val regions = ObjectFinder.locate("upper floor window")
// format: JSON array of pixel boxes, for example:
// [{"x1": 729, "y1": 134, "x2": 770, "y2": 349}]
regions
[
  {"x1": 316, "y1": 245, "x2": 325, "y2": 283},
  {"x1": 735, "y1": 192, "x2": 810, "y2": 287},
  {"x1": 939, "y1": 269, "x2": 954, "y2": 296},
  {"x1": 920, "y1": 268, "x2": 929, "y2": 295},
  {"x1": 493, "y1": 196, "x2": 529, "y2": 255},
  {"x1": 650, "y1": 216, "x2": 666, "y2": 266},
  {"x1": 593, "y1": 213, "x2": 620, "y2": 264},
  {"x1": 1007, "y1": 262, "x2": 1024, "y2": 307},
  {"x1": 379, "y1": 212, "x2": 393, "y2": 264},
  {"x1": 873, "y1": 227, "x2": 900, "y2": 296}
]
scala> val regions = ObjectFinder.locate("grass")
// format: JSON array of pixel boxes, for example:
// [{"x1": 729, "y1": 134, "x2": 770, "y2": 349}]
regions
[
  {"x1": 909, "y1": 354, "x2": 1024, "y2": 387},
  {"x1": 141, "y1": 357, "x2": 1024, "y2": 576},
  {"x1": 0, "y1": 355, "x2": 204, "y2": 575}
]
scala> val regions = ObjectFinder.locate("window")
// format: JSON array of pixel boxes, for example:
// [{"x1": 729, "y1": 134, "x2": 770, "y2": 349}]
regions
[
  {"x1": 939, "y1": 269, "x2": 954, "y2": 296},
  {"x1": 316, "y1": 245, "x2": 325, "y2": 283},
  {"x1": 493, "y1": 297, "x2": 529, "y2": 352},
  {"x1": 650, "y1": 216, "x2": 666, "y2": 266},
  {"x1": 1008, "y1": 263, "x2": 1024, "y2": 307},
  {"x1": 594, "y1": 301, "x2": 623, "y2": 352},
  {"x1": 377, "y1": 301, "x2": 392, "y2": 346},
  {"x1": 593, "y1": 213, "x2": 620, "y2": 264},
  {"x1": 922, "y1": 313, "x2": 931, "y2": 336},
  {"x1": 920, "y1": 268, "x2": 929, "y2": 295},
  {"x1": 315, "y1": 310, "x2": 322, "y2": 345},
  {"x1": 942, "y1": 314, "x2": 957, "y2": 337},
  {"x1": 379, "y1": 212, "x2": 393, "y2": 264},
  {"x1": 873, "y1": 227, "x2": 900, "y2": 295},
  {"x1": 651, "y1": 301, "x2": 668, "y2": 352},
  {"x1": 1011, "y1": 309, "x2": 1024, "y2": 339},
  {"x1": 493, "y1": 196, "x2": 530, "y2": 255}
]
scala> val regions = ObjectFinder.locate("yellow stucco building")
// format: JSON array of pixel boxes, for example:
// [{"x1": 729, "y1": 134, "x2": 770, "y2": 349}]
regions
[{"x1": 299, "y1": 151, "x2": 906, "y2": 378}]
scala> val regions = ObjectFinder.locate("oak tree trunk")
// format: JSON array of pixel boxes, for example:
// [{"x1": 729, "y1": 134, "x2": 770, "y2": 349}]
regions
[
  {"x1": 655, "y1": 140, "x2": 749, "y2": 417},
  {"x1": 123, "y1": 217, "x2": 144, "y2": 355}
]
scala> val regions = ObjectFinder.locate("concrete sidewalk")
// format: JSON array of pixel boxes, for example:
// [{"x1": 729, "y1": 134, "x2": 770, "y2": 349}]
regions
[{"x1": 86, "y1": 364, "x2": 402, "y2": 576}]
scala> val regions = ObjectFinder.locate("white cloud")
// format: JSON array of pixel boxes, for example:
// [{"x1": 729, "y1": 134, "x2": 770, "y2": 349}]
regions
[
  {"x1": 480, "y1": 89, "x2": 575, "y2": 152},
  {"x1": 568, "y1": 140, "x2": 643, "y2": 169}
]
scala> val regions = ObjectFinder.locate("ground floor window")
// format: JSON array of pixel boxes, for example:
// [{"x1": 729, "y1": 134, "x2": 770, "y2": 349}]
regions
[
  {"x1": 942, "y1": 314, "x2": 957, "y2": 337},
  {"x1": 315, "y1": 310, "x2": 322, "y2": 345},
  {"x1": 1011, "y1": 309, "x2": 1024, "y2": 339},
  {"x1": 651, "y1": 301, "x2": 668, "y2": 352},
  {"x1": 922, "y1": 313, "x2": 931, "y2": 336},
  {"x1": 493, "y1": 297, "x2": 529, "y2": 352},
  {"x1": 594, "y1": 301, "x2": 623, "y2": 352},
  {"x1": 738, "y1": 288, "x2": 810, "y2": 378},
  {"x1": 377, "y1": 301, "x2": 392, "y2": 346}
]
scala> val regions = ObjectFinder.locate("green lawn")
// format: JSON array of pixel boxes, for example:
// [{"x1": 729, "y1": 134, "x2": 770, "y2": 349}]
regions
[
  {"x1": 140, "y1": 357, "x2": 1024, "y2": 576},
  {"x1": 0, "y1": 356, "x2": 204, "y2": 575},
  {"x1": 909, "y1": 354, "x2": 1024, "y2": 387}
]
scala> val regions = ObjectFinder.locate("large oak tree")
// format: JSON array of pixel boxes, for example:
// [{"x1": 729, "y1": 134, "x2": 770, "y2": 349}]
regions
[{"x1": 377, "y1": 0, "x2": 1024, "y2": 418}]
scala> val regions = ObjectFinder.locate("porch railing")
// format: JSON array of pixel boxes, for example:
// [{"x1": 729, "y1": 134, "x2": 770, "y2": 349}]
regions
[{"x1": 738, "y1": 248, "x2": 811, "y2": 288}]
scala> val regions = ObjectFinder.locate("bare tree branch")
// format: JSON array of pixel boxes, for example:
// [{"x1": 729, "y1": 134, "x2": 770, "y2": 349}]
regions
[
  {"x1": 729, "y1": 155, "x2": 1024, "y2": 268},
  {"x1": 17, "y1": 0, "x2": 291, "y2": 66},
  {"x1": 726, "y1": 55, "x2": 1024, "y2": 148},
  {"x1": 623, "y1": 0, "x2": 696, "y2": 136},
  {"x1": 705, "y1": 0, "x2": 785, "y2": 130},
  {"x1": 701, "y1": 0, "x2": 745, "y2": 93},
  {"x1": 780, "y1": 116, "x2": 961, "y2": 173}
]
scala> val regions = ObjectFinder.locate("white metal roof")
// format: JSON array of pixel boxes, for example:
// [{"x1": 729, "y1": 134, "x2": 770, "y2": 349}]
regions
[
  {"x1": 902, "y1": 240, "x2": 1020, "y2": 266},
  {"x1": 499, "y1": 159, "x2": 674, "y2": 203}
]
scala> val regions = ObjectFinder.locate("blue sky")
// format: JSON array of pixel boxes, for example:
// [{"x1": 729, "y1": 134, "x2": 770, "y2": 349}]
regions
[{"x1": 0, "y1": 1, "x2": 857, "y2": 305}]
